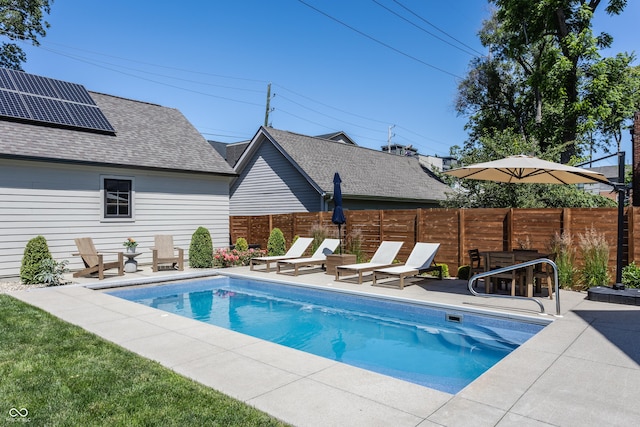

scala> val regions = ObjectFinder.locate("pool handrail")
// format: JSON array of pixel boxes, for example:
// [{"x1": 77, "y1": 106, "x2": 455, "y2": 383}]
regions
[{"x1": 467, "y1": 258, "x2": 560, "y2": 316}]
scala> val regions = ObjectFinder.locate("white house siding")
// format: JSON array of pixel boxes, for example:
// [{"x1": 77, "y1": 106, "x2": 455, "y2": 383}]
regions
[
  {"x1": 0, "y1": 159, "x2": 230, "y2": 278},
  {"x1": 230, "y1": 141, "x2": 321, "y2": 215}
]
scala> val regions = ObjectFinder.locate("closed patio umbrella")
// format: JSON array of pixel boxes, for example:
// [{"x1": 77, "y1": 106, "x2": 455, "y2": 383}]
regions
[{"x1": 331, "y1": 172, "x2": 346, "y2": 254}]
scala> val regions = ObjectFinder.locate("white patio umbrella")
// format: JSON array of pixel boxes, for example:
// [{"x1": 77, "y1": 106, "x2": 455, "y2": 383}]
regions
[
  {"x1": 444, "y1": 155, "x2": 610, "y2": 185},
  {"x1": 444, "y1": 154, "x2": 624, "y2": 286}
]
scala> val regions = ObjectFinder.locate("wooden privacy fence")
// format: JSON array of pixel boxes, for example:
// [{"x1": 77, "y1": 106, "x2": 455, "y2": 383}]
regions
[{"x1": 230, "y1": 207, "x2": 640, "y2": 284}]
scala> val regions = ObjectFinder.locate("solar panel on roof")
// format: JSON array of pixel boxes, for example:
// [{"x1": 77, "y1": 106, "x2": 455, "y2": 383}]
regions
[
  {"x1": 0, "y1": 89, "x2": 29, "y2": 118},
  {"x1": 0, "y1": 68, "x2": 16, "y2": 90},
  {"x1": 0, "y1": 68, "x2": 115, "y2": 134}
]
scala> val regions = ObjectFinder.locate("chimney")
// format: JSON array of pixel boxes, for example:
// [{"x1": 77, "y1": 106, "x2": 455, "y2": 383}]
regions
[{"x1": 633, "y1": 111, "x2": 640, "y2": 206}]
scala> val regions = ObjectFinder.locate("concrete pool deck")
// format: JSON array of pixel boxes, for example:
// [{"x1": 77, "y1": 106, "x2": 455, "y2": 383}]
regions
[{"x1": 8, "y1": 265, "x2": 640, "y2": 426}]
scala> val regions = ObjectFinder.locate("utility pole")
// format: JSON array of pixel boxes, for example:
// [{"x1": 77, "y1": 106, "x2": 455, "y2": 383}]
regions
[
  {"x1": 264, "y1": 83, "x2": 273, "y2": 127},
  {"x1": 387, "y1": 125, "x2": 395, "y2": 153}
]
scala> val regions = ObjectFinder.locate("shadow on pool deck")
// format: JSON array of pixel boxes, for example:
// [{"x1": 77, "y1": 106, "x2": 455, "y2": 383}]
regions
[{"x1": 9, "y1": 264, "x2": 640, "y2": 426}]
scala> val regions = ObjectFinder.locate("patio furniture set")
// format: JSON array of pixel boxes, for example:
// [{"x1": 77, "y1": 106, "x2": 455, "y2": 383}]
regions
[
  {"x1": 72, "y1": 235, "x2": 183, "y2": 280},
  {"x1": 471, "y1": 249, "x2": 555, "y2": 299}
]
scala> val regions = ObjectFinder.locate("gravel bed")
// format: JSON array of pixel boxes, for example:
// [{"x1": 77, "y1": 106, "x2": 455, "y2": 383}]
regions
[{"x1": 0, "y1": 280, "x2": 47, "y2": 293}]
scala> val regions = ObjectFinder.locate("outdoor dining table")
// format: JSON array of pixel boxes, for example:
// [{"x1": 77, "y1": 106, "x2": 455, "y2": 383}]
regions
[{"x1": 480, "y1": 250, "x2": 542, "y2": 297}]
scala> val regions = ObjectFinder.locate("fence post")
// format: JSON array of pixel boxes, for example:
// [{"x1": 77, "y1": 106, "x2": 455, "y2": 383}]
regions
[
  {"x1": 416, "y1": 208, "x2": 421, "y2": 243},
  {"x1": 628, "y1": 207, "x2": 636, "y2": 264},
  {"x1": 504, "y1": 208, "x2": 511, "y2": 251},
  {"x1": 459, "y1": 208, "x2": 465, "y2": 266}
]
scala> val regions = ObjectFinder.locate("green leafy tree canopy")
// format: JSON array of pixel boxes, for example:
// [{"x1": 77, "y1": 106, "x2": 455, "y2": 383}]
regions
[{"x1": 0, "y1": 0, "x2": 52, "y2": 69}]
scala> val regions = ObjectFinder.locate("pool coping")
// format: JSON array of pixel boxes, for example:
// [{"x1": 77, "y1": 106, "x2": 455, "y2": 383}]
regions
[{"x1": 9, "y1": 266, "x2": 640, "y2": 426}]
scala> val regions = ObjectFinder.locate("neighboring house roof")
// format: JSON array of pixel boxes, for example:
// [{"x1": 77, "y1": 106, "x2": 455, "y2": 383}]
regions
[
  {"x1": 207, "y1": 140, "x2": 250, "y2": 168},
  {"x1": 225, "y1": 141, "x2": 251, "y2": 167},
  {"x1": 235, "y1": 127, "x2": 451, "y2": 202},
  {"x1": 315, "y1": 131, "x2": 358, "y2": 145},
  {"x1": 0, "y1": 88, "x2": 235, "y2": 176}
]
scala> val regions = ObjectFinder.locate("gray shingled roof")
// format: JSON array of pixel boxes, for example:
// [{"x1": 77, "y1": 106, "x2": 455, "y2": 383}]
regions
[
  {"x1": 0, "y1": 91, "x2": 235, "y2": 175},
  {"x1": 254, "y1": 128, "x2": 451, "y2": 202}
]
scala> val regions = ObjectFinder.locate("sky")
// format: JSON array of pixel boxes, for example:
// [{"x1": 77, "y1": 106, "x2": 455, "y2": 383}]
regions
[{"x1": 11, "y1": 0, "x2": 640, "y2": 166}]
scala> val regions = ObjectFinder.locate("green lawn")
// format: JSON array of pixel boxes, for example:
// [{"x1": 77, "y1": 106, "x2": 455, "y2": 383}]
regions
[{"x1": 0, "y1": 294, "x2": 289, "y2": 426}]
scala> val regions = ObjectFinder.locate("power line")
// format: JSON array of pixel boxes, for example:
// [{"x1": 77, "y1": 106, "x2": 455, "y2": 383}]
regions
[
  {"x1": 34, "y1": 44, "x2": 265, "y2": 107},
  {"x1": 18, "y1": 39, "x2": 453, "y2": 153},
  {"x1": 371, "y1": 0, "x2": 479, "y2": 57},
  {"x1": 294, "y1": 0, "x2": 462, "y2": 79},
  {"x1": 391, "y1": 0, "x2": 485, "y2": 57}
]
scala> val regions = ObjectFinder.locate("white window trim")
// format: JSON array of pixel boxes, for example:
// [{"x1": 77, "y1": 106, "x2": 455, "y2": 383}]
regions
[{"x1": 100, "y1": 174, "x2": 135, "y2": 223}]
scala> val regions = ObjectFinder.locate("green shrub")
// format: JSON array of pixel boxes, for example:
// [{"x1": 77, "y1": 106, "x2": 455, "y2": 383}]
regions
[
  {"x1": 425, "y1": 263, "x2": 448, "y2": 278},
  {"x1": 189, "y1": 227, "x2": 213, "y2": 268},
  {"x1": 34, "y1": 259, "x2": 69, "y2": 286},
  {"x1": 234, "y1": 237, "x2": 248, "y2": 252},
  {"x1": 267, "y1": 228, "x2": 286, "y2": 256},
  {"x1": 438, "y1": 263, "x2": 449, "y2": 278},
  {"x1": 20, "y1": 235, "x2": 52, "y2": 284},
  {"x1": 578, "y1": 228, "x2": 611, "y2": 289},
  {"x1": 622, "y1": 262, "x2": 640, "y2": 288},
  {"x1": 457, "y1": 265, "x2": 470, "y2": 280}
]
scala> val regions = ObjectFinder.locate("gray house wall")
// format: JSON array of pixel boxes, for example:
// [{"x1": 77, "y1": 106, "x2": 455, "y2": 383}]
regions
[
  {"x1": 230, "y1": 140, "x2": 321, "y2": 215},
  {"x1": 0, "y1": 158, "x2": 231, "y2": 278}
]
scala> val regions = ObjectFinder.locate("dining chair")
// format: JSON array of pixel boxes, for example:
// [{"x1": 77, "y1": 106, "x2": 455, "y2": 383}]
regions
[
  {"x1": 485, "y1": 252, "x2": 517, "y2": 295},
  {"x1": 468, "y1": 249, "x2": 484, "y2": 276},
  {"x1": 514, "y1": 251, "x2": 541, "y2": 296},
  {"x1": 532, "y1": 253, "x2": 556, "y2": 299}
]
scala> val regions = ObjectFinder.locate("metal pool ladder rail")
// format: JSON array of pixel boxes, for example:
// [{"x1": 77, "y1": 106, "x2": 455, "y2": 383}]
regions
[{"x1": 467, "y1": 258, "x2": 560, "y2": 316}]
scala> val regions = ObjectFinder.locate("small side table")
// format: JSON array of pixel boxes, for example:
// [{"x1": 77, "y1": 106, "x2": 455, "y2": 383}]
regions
[
  {"x1": 325, "y1": 254, "x2": 357, "y2": 276},
  {"x1": 123, "y1": 252, "x2": 141, "y2": 273}
]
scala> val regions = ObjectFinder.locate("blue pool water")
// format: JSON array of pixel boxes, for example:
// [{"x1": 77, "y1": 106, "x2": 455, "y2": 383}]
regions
[{"x1": 108, "y1": 276, "x2": 546, "y2": 394}]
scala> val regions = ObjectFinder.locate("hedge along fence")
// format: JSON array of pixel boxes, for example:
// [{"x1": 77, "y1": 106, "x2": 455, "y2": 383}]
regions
[{"x1": 231, "y1": 207, "x2": 639, "y2": 284}]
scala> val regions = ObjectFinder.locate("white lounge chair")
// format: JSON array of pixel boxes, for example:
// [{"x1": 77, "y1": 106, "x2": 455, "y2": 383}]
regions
[
  {"x1": 335, "y1": 241, "x2": 404, "y2": 284},
  {"x1": 276, "y1": 238, "x2": 340, "y2": 275},
  {"x1": 372, "y1": 242, "x2": 441, "y2": 289},
  {"x1": 249, "y1": 237, "x2": 314, "y2": 272}
]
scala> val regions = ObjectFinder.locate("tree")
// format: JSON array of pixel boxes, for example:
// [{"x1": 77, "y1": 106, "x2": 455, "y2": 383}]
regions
[
  {"x1": 585, "y1": 59, "x2": 640, "y2": 153},
  {"x1": 449, "y1": 1, "x2": 639, "y2": 208},
  {"x1": 486, "y1": 0, "x2": 630, "y2": 162},
  {"x1": 457, "y1": 1, "x2": 637, "y2": 163},
  {"x1": 0, "y1": 0, "x2": 52, "y2": 70}
]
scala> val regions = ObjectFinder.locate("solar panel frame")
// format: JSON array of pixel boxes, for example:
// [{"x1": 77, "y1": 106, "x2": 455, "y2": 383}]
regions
[
  {"x1": 0, "y1": 68, "x2": 16, "y2": 90},
  {"x1": 0, "y1": 68, "x2": 115, "y2": 134},
  {"x1": 0, "y1": 89, "x2": 29, "y2": 118},
  {"x1": 65, "y1": 102, "x2": 115, "y2": 132},
  {"x1": 11, "y1": 71, "x2": 58, "y2": 98},
  {"x1": 50, "y1": 78, "x2": 96, "y2": 105}
]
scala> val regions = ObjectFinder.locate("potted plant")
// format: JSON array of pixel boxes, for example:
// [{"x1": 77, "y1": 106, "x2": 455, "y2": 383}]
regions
[{"x1": 123, "y1": 237, "x2": 138, "y2": 253}]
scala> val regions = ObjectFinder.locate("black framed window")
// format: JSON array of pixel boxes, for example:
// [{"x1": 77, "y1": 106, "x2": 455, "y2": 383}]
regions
[{"x1": 104, "y1": 178, "x2": 132, "y2": 218}]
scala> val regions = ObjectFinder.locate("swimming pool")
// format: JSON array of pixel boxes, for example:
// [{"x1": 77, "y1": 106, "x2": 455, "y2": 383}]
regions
[{"x1": 108, "y1": 276, "x2": 547, "y2": 394}]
